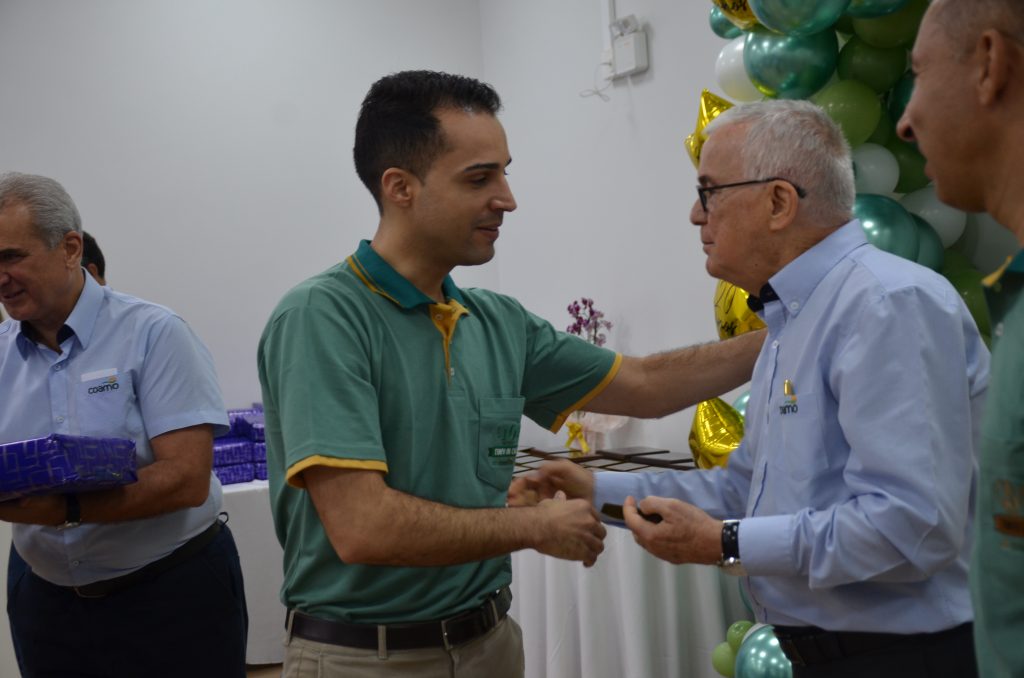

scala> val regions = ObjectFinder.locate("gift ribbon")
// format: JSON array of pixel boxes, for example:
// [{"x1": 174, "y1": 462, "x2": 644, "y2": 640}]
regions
[{"x1": 564, "y1": 421, "x2": 590, "y2": 454}]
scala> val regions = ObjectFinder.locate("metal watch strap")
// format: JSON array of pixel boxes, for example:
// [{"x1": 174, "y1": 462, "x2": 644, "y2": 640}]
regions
[{"x1": 59, "y1": 493, "x2": 81, "y2": 529}]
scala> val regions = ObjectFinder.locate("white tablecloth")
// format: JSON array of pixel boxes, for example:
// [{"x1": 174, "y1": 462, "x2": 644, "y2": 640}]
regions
[{"x1": 222, "y1": 481, "x2": 747, "y2": 675}]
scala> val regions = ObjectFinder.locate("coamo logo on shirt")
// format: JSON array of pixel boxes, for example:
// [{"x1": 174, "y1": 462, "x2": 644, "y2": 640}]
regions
[{"x1": 81, "y1": 368, "x2": 120, "y2": 395}]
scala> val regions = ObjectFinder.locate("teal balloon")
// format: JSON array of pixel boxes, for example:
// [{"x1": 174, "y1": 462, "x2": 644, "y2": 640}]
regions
[
  {"x1": 942, "y1": 260, "x2": 993, "y2": 341},
  {"x1": 749, "y1": 0, "x2": 851, "y2": 37},
  {"x1": 866, "y1": 107, "x2": 894, "y2": 146},
  {"x1": 887, "y1": 70, "x2": 914, "y2": 123},
  {"x1": 913, "y1": 215, "x2": 945, "y2": 271},
  {"x1": 812, "y1": 79, "x2": 881, "y2": 148},
  {"x1": 711, "y1": 7, "x2": 744, "y2": 39},
  {"x1": 845, "y1": 0, "x2": 908, "y2": 18},
  {"x1": 837, "y1": 36, "x2": 907, "y2": 94},
  {"x1": 855, "y1": 193, "x2": 919, "y2": 261},
  {"x1": 744, "y1": 26, "x2": 838, "y2": 99},
  {"x1": 885, "y1": 137, "x2": 929, "y2": 193},
  {"x1": 852, "y1": 0, "x2": 927, "y2": 48},
  {"x1": 728, "y1": 620, "x2": 755, "y2": 652},
  {"x1": 735, "y1": 626, "x2": 793, "y2": 678},
  {"x1": 712, "y1": 641, "x2": 737, "y2": 677},
  {"x1": 732, "y1": 390, "x2": 751, "y2": 417}
]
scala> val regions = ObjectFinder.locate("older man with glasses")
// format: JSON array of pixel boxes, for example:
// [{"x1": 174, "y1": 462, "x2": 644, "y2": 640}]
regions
[{"x1": 525, "y1": 99, "x2": 990, "y2": 678}]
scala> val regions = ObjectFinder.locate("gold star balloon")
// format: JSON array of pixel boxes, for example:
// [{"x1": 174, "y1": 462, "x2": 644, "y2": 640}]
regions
[
  {"x1": 711, "y1": 0, "x2": 760, "y2": 30},
  {"x1": 714, "y1": 279, "x2": 766, "y2": 340},
  {"x1": 684, "y1": 90, "x2": 734, "y2": 168},
  {"x1": 689, "y1": 397, "x2": 745, "y2": 469}
]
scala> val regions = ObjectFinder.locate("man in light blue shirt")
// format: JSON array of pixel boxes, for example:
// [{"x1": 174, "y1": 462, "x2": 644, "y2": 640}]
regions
[
  {"x1": 0, "y1": 172, "x2": 246, "y2": 677},
  {"x1": 523, "y1": 101, "x2": 989, "y2": 678}
]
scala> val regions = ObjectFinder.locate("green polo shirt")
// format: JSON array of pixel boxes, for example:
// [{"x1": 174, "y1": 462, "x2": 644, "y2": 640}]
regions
[
  {"x1": 972, "y1": 248, "x2": 1024, "y2": 678},
  {"x1": 257, "y1": 240, "x2": 620, "y2": 623}
]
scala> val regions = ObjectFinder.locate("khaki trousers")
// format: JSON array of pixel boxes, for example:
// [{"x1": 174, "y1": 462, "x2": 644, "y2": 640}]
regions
[{"x1": 284, "y1": 615, "x2": 525, "y2": 678}]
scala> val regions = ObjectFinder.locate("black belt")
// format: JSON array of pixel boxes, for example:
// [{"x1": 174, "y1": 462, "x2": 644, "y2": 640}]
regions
[
  {"x1": 289, "y1": 586, "x2": 512, "y2": 655},
  {"x1": 57, "y1": 520, "x2": 221, "y2": 599},
  {"x1": 773, "y1": 622, "x2": 971, "y2": 667}
]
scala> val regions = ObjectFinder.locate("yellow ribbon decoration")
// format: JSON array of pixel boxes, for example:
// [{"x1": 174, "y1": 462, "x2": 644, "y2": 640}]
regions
[
  {"x1": 564, "y1": 421, "x2": 590, "y2": 455},
  {"x1": 684, "y1": 90, "x2": 734, "y2": 169}
]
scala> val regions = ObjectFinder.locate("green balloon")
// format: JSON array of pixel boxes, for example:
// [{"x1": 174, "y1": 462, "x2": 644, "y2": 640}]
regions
[
  {"x1": 837, "y1": 36, "x2": 907, "y2": 94},
  {"x1": 749, "y1": 0, "x2": 852, "y2": 37},
  {"x1": 852, "y1": 0, "x2": 927, "y2": 48},
  {"x1": 943, "y1": 262, "x2": 993, "y2": 339},
  {"x1": 712, "y1": 641, "x2": 737, "y2": 677},
  {"x1": 866, "y1": 107, "x2": 894, "y2": 145},
  {"x1": 728, "y1": 620, "x2": 755, "y2": 652},
  {"x1": 845, "y1": 0, "x2": 908, "y2": 18},
  {"x1": 885, "y1": 137, "x2": 929, "y2": 193},
  {"x1": 812, "y1": 79, "x2": 881, "y2": 147},
  {"x1": 942, "y1": 248, "x2": 977, "y2": 274},
  {"x1": 855, "y1": 193, "x2": 919, "y2": 260},
  {"x1": 834, "y1": 14, "x2": 856, "y2": 35},
  {"x1": 744, "y1": 26, "x2": 838, "y2": 99},
  {"x1": 912, "y1": 214, "x2": 945, "y2": 271},
  {"x1": 732, "y1": 390, "x2": 751, "y2": 417},
  {"x1": 711, "y1": 7, "x2": 743, "y2": 39},
  {"x1": 887, "y1": 69, "x2": 914, "y2": 122},
  {"x1": 735, "y1": 627, "x2": 792, "y2": 678}
]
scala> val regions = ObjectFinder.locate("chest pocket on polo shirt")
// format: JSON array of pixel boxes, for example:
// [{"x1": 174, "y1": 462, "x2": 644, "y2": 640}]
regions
[
  {"x1": 767, "y1": 390, "x2": 827, "y2": 482},
  {"x1": 476, "y1": 396, "x2": 526, "y2": 493},
  {"x1": 77, "y1": 369, "x2": 135, "y2": 437}
]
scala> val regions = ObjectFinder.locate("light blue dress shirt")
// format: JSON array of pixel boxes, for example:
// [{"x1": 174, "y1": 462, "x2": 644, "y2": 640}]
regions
[
  {"x1": 0, "y1": 272, "x2": 228, "y2": 586},
  {"x1": 595, "y1": 221, "x2": 990, "y2": 633}
]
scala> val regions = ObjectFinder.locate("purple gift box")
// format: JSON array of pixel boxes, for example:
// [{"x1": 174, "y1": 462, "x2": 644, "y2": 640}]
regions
[
  {"x1": 0, "y1": 434, "x2": 138, "y2": 502},
  {"x1": 213, "y1": 438, "x2": 253, "y2": 466},
  {"x1": 252, "y1": 442, "x2": 267, "y2": 463},
  {"x1": 213, "y1": 463, "x2": 255, "y2": 486},
  {"x1": 254, "y1": 462, "x2": 267, "y2": 481}
]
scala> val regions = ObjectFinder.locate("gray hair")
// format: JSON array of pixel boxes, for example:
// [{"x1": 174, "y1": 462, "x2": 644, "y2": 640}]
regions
[
  {"x1": 0, "y1": 172, "x2": 82, "y2": 248},
  {"x1": 930, "y1": 0, "x2": 1024, "y2": 58},
  {"x1": 705, "y1": 99, "x2": 855, "y2": 224}
]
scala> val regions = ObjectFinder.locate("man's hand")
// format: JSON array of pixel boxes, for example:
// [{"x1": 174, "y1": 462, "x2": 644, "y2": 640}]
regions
[
  {"x1": 515, "y1": 460, "x2": 596, "y2": 504},
  {"x1": 532, "y1": 491, "x2": 607, "y2": 567},
  {"x1": 623, "y1": 495, "x2": 723, "y2": 565}
]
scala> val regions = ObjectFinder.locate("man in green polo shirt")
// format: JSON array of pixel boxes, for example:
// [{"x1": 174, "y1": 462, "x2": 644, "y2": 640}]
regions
[
  {"x1": 258, "y1": 70, "x2": 764, "y2": 677},
  {"x1": 898, "y1": 3, "x2": 1024, "y2": 676}
]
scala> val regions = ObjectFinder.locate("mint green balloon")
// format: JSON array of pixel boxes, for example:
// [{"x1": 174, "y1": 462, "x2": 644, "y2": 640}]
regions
[
  {"x1": 735, "y1": 627, "x2": 792, "y2": 678},
  {"x1": 852, "y1": 0, "x2": 927, "y2": 48},
  {"x1": 887, "y1": 69, "x2": 914, "y2": 122},
  {"x1": 812, "y1": 79, "x2": 881, "y2": 147},
  {"x1": 744, "y1": 26, "x2": 839, "y2": 99},
  {"x1": 885, "y1": 137, "x2": 929, "y2": 193},
  {"x1": 712, "y1": 641, "x2": 737, "y2": 677},
  {"x1": 750, "y1": 0, "x2": 852, "y2": 37},
  {"x1": 913, "y1": 215, "x2": 945, "y2": 271},
  {"x1": 855, "y1": 193, "x2": 919, "y2": 260},
  {"x1": 711, "y1": 7, "x2": 744, "y2": 39},
  {"x1": 866, "y1": 107, "x2": 894, "y2": 145},
  {"x1": 837, "y1": 36, "x2": 907, "y2": 93},
  {"x1": 845, "y1": 0, "x2": 908, "y2": 18},
  {"x1": 728, "y1": 620, "x2": 755, "y2": 652},
  {"x1": 732, "y1": 390, "x2": 751, "y2": 417}
]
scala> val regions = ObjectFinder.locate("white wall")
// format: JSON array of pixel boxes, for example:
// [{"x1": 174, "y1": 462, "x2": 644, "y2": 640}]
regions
[{"x1": 2, "y1": 1, "x2": 740, "y2": 673}]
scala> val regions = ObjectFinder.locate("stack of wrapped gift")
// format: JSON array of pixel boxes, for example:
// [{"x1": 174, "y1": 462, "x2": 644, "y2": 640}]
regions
[
  {"x1": 0, "y1": 434, "x2": 137, "y2": 502},
  {"x1": 212, "y1": 407, "x2": 267, "y2": 485}
]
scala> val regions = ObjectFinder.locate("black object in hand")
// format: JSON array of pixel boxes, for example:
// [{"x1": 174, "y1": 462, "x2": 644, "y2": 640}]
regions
[{"x1": 600, "y1": 502, "x2": 663, "y2": 524}]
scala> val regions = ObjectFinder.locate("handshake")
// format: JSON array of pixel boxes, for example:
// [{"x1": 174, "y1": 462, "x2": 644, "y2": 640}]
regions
[{"x1": 508, "y1": 461, "x2": 724, "y2": 568}]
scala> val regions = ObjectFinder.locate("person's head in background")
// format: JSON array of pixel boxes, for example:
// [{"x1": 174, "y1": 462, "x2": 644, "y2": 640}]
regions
[{"x1": 81, "y1": 231, "x2": 106, "y2": 285}]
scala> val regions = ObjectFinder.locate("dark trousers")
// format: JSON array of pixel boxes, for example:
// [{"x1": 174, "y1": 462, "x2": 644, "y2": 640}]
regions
[
  {"x1": 785, "y1": 622, "x2": 977, "y2": 678},
  {"x1": 6, "y1": 523, "x2": 248, "y2": 678}
]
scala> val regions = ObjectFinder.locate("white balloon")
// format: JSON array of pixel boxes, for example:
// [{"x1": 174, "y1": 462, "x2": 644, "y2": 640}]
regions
[
  {"x1": 900, "y1": 185, "x2": 967, "y2": 247},
  {"x1": 715, "y1": 36, "x2": 763, "y2": 103},
  {"x1": 957, "y1": 212, "x2": 1020, "y2": 274},
  {"x1": 852, "y1": 143, "x2": 900, "y2": 195}
]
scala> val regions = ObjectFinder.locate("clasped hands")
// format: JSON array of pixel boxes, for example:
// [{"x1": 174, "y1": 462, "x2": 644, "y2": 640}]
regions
[{"x1": 509, "y1": 460, "x2": 723, "y2": 566}]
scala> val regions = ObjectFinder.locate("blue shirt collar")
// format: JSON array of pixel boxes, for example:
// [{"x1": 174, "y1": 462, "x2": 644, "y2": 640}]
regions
[
  {"x1": 15, "y1": 269, "x2": 103, "y2": 358},
  {"x1": 348, "y1": 240, "x2": 467, "y2": 309}
]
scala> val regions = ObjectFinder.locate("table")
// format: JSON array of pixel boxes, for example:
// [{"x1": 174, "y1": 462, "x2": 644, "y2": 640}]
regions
[{"x1": 222, "y1": 477, "x2": 747, "y2": 676}]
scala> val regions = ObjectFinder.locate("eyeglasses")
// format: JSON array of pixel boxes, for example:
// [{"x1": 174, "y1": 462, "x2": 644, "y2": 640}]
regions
[{"x1": 696, "y1": 177, "x2": 807, "y2": 213}]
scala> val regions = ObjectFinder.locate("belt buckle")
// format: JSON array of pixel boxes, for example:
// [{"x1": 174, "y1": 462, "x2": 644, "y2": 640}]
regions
[
  {"x1": 440, "y1": 618, "x2": 453, "y2": 652},
  {"x1": 71, "y1": 586, "x2": 106, "y2": 599}
]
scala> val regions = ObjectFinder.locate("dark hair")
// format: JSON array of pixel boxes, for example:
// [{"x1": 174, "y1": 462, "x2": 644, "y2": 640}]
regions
[
  {"x1": 353, "y1": 70, "x2": 502, "y2": 211},
  {"x1": 81, "y1": 231, "x2": 105, "y2": 279}
]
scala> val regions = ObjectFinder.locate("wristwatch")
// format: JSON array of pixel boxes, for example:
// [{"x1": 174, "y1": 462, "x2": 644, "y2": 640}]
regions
[
  {"x1": 57, "y1": 493, "x2": 81, "y2": 530},
  {"x1": 717, "y1": 519, "x2": 746, "y2": 576}
]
